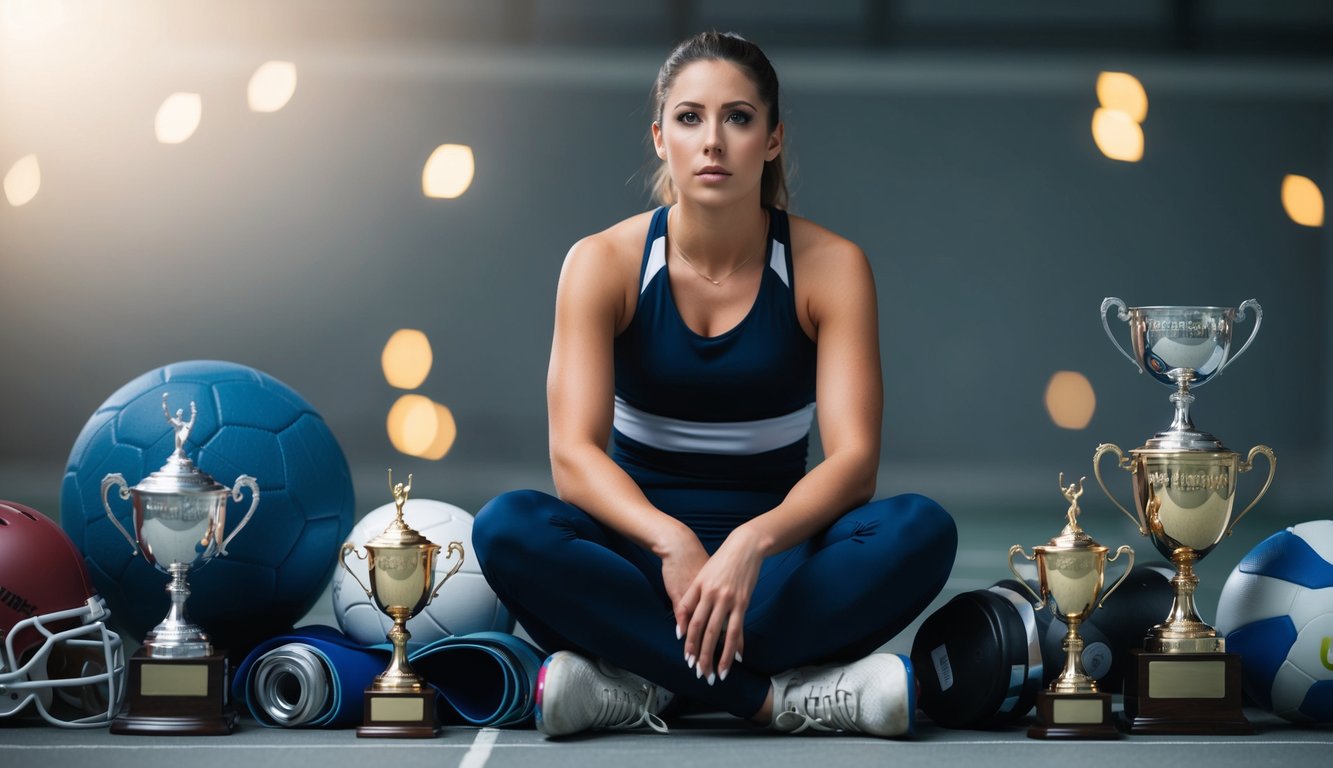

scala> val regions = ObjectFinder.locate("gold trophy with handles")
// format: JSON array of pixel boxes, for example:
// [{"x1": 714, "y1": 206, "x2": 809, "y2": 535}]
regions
[
  {"x1": 338, "y1": 471, "x2": 464, "y2": 737},
  {"x1": 1010, "y1": 475, "x2": 1133, "y2": 739}
]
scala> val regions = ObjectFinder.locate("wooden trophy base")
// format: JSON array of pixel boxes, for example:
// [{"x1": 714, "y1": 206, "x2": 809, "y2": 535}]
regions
[
  {"x1": 356, "y1": 689, "x2": 440, "y2": 738},
  {"x1": 1028, "y1": 690, "x2": 1120, "y2": 739},
  {"x1": 111, "y1": 650, "x2": 238, "y2": 735},
  {"x1": 1120, "y1": 649, "x2": 1254, "y2": 735}
]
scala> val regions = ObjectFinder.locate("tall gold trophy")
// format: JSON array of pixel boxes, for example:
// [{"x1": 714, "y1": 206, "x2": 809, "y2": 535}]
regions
[
  {"x1": 1010, "y1": 475, "x2": 1133, "y2": 739},
  {"x1": 338, "y1": 471, "x2": 464, "y2": 737},
  {"x1": 1095, "y1": 298, "x2": 1275, "y2": 734}
]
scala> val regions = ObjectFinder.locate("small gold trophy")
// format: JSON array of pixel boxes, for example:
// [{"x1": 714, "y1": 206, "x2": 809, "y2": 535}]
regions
[
  {"x1": 1010, "y1": 475, "x2": 1133, "y2": 739},
  {"x1": 338, "y1": 471, "x2": 464, "y2": 737}
]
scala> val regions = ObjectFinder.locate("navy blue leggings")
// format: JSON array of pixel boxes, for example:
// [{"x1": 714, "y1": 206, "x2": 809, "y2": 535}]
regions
[{"x1": 473, "y1": 489, "x2": 956, "y2": 719}]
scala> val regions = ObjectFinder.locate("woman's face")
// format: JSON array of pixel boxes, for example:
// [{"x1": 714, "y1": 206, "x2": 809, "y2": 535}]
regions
[{"x1": 652, "y1": 59, "x2": 782, "y2": 207}]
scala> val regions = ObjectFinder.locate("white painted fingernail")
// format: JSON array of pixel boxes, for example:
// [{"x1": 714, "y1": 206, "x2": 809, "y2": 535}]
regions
[
  {"x1": 676, "y1": 624, "x2": 682, "y2": 640},
  {"x1": 696, "y1": 665, "x2": 703, "y2": 679},
  {"x1": 687, "y1": 655, "x2": 696, "y2": 669},
  {"x1": 720, "y1": 667, "x2": 729, "y2": 682},
  {"x1": 707, "y1": 673, "x2": 716, "y2": 686},
  {"x1": 735, "y1": 651, "x2": 743, "y2": 663}
]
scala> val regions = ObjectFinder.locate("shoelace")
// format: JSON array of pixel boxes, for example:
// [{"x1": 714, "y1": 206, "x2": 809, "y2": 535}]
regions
[
  {"x1": 594, "y1": 682, "x2": 669, "y2": 733},
  {"x1": 774, "y1": 678, "x2": 859, "y2": 733}
]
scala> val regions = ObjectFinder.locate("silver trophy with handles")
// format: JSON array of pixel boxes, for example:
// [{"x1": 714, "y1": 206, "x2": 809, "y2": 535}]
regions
[{"x1": 101, "y1": 393, "x2": 259, "y2": 734}]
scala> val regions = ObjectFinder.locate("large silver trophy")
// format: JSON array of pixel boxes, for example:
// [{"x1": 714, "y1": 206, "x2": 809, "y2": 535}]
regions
[
  {"x1": 101, "y1": 394, "x2": 260, "y2": 735},
  {"x1": 1094, "y1": 299, "x2": 1273, "y2": 734}
]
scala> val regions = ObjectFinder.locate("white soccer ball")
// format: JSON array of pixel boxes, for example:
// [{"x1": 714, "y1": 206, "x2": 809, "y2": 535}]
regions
[
  {"x1": 1216, "y1": 519, "x2": 1333, "y2": 723},
  {"x1": 332, "y1": 498, "x2": 513, "y2": 646}
]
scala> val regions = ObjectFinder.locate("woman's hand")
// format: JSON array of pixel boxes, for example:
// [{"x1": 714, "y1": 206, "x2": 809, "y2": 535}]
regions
[
  {"x1": 677, "y1": 525, "x2": 767, "y2": 684},
  {"x1": 657, "y1": 525, "x2": 710, "y2": 627}
]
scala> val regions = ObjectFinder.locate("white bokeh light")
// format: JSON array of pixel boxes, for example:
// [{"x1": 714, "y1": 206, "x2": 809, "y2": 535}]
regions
[
  {"x1": 248, "y1": 61, "x2": 297, "y2": 113},
  {"x1": 155, "y1": 92, "x2": 203, "y2": 144},
  {"x1": 422, "y1": 144, "x2": 475, "y2": 199},
  {"x1": 4, "y1": 154, "x2": 41, "y2": 207}
]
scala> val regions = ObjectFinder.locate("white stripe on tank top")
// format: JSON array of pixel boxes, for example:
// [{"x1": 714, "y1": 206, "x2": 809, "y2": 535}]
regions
[{"x1": 614, "y1": 396, "x2": 815, "y2": 455}]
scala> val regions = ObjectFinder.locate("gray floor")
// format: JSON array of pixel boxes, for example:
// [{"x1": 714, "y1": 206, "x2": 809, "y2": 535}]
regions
[{"x1": 3, "y1": 709, "x2": 1331, "y2": 768}]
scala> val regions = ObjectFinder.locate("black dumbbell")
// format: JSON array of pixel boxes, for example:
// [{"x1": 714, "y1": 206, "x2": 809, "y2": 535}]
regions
[{"x1": 911, "y1": 563, "x2": 1174, "y2": 729}]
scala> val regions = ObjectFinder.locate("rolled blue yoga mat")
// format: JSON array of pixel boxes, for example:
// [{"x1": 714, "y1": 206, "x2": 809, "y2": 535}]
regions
[
  {"x1": 233, "y1": 625, "x2": 388, "y2": 728},
  {"x1": 411, "y1": 630, "x2": 543, "y2": 727},
  {"x1": 233, "y1": 625, "x2": 542, "y2": 728}
]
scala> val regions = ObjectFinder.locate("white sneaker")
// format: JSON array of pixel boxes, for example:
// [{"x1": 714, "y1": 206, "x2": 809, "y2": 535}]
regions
[
  {"x1": 535, "y1": 651, "x2": 673, "y2": 737},
  {"x1": 770, "y1": 653, "x2": 915, "y2": 738}
]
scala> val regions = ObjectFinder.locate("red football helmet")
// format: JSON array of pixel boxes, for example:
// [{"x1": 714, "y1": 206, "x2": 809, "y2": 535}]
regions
[{"x1": 0, "y1": 500, "x2": 125, "y2": 726}]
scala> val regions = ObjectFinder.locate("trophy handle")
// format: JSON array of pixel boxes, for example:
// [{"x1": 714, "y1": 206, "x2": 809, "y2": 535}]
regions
[
  {"x1": 339, "y1": 543, "x2": 374, "y2": 599},
  {"x1": 427, "y1": 541, "x2": 466, "y2": 603},
  {"x1": 1226, "y1": 444, "x2": 1276, "y2": 537},
  {"x1": 218, "y1": 475, "x2": 260, "y2": 556},
  {"x1": 1220, "y1": 299, "x2": 1262, "y2": 375},
  {"x1": 1093, "y1": 443, "x2": 1145, "y2": 535},
  {"x1": 1097, "y1": 545, "x2": 1135, "y2": 609},
  {"x1": 1100, "y1": 297, "x2": 1142, "y2": 373},
  {"x1": 1007, "y1": 545, "x2": 1046, "y2": 610},
  {"x1": 100, "y1": 473, "x2": 140, "y2": 556}
]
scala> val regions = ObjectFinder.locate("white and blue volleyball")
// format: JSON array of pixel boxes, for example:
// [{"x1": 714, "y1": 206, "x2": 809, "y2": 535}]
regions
[{"x1": 1216, "y1": 520, "x2": 1333, "y2": 722}]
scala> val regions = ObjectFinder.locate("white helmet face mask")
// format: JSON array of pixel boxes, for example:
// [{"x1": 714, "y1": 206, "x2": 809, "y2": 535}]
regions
[
  {"x1": 0, "y1": 500, "x2": 127, "y2": 728},
  {"x1": 0, "y1": 596, "x2": 126, "y2": 727}
]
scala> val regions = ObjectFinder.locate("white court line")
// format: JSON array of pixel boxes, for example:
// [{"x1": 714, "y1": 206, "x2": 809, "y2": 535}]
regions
[{"x1": 459, "y1": 728, "x2": 499, "y2": 768}]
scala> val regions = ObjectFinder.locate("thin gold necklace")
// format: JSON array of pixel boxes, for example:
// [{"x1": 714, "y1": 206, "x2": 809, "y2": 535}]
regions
[{"x1": 669, "y1": 208, "x2": 765, "y2": 286}]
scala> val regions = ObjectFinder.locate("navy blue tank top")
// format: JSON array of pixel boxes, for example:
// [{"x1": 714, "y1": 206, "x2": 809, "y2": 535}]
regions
[{"x1": 612, "y1": 206, "x2": 816, "y2": 497}]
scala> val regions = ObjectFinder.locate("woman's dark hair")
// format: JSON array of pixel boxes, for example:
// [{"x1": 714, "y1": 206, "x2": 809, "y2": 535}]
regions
[{"x1": 650, "y1": 31, "x2": 789, "y2": 210}]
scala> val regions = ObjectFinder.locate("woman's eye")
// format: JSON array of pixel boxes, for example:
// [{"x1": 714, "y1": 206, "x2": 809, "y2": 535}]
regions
[
  {"x1": 727, "y1": 111, "x2": 751, "y2": 124},
  {"x1": 677, "y1": 112, "x2": 700, "y2": 124}
]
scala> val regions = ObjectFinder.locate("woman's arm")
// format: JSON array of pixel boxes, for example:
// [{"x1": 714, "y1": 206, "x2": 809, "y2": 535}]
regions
[
  {"x1": 741, "y1": 233, "x2": 883, "y2": 552},
  {"x1": 547, "y1": 233, "x2": 710, "y2": 612},
  {"x1": 681, "y1": 230, "x2": 884, "y2": 682}
]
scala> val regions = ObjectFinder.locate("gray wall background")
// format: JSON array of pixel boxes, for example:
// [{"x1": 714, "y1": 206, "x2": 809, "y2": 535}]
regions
[{"x1": 1, "y1": 1, "x2": 1330, "y2": 527}]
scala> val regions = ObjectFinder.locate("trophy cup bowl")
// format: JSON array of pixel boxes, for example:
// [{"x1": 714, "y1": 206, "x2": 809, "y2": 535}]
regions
[
  {"x1": 102, "y1": 472, "x2": 259, "y2": 656},
  {"x1": 1094, "y1": 442, "x2": 1274, "y2": 652},
  {"x1": 1100, "y1": 298, "x2": 1260, "y2": 389},
  {"x1": 1101, "y1": 298, "x2": 1261, "y2": 448},
  {"x1": 339, "y1": 537, "x2": 464, "y2": 693},
  {"x1": 1010, "y1": 543, "x2": 1133, "y2": 695}
]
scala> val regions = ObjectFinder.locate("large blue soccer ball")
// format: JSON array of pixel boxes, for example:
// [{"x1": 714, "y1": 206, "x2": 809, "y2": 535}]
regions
[
  {"x1": 61, "y1": 360, "x2": 355, "y2": 656},
  {"x1": 1216, "y1": 520, "x2": 1333, "y2": 722}
]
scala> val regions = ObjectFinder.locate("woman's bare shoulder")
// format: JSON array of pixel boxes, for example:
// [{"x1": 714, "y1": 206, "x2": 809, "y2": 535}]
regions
[
  {"x1": 565, "y1": 209, "x2": 657, "y2": 269},
  {"x1": 558, "y1": 210, "x2": 658, "y2": 327},
  {"x1": 787, "y1": 212, "x2": 868, "y2": 268}
]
